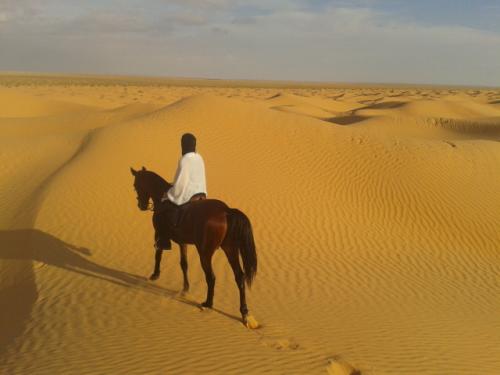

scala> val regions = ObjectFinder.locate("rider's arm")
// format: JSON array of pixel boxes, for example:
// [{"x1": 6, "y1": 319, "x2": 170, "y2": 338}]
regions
[{"x1": 167, "y1": 157, "x2": 189, "y2": 203}]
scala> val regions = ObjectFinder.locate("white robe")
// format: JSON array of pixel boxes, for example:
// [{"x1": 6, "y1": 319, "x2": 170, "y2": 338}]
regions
[{"x1": 163, "y1": 152, "x2": 207, "y2": 205}]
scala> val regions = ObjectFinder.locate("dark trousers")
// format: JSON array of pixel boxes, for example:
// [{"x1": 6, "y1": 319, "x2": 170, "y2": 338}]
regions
[
  {"x1": 152, "y1": 200, "x2": 178, "y2": 250},
  {"x1": 152, "y1": 194, "x2": 207, "y2": 250}
]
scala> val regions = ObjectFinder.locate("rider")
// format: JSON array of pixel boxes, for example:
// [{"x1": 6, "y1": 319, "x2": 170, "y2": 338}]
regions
[{"x1": 153, "y1": 133, "x2": 207, "y2": 250}]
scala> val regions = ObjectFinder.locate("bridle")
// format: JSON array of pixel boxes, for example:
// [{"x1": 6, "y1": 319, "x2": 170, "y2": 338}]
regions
[
  {"x1": 134, "y1": 171, "x2": 170, "y2": 212},
  {"x1": 138, "y1": 190, "x2": 162, "y2": 212},
  {"x1": 146, "y1": 201, "x2": 155, "y2": 211}
]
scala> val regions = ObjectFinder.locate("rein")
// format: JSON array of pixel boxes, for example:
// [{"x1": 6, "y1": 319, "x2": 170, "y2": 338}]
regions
[
  {"x1": 137, "y1": 170, "x2": 171, "y2": 212},
  {"x1": 148, "y1": 189, "x2": 170, "y2": 212}
]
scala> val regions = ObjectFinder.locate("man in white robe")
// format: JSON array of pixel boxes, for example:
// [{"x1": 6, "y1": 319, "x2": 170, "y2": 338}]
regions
[
  {"x1": 163, "y1": 147, "x2": 207, "y2": 206},
  {"x1": 153, "y1": 133, "x2": 207, "y2": 250}
]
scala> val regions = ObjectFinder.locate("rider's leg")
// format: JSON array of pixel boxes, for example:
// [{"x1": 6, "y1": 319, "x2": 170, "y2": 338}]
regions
[{"x1": 152, "y1": 210, "x2": 172, "y2": 250}]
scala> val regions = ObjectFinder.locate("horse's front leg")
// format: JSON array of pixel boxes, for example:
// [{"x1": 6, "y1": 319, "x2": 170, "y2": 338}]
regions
[
  {"x1": 151, "y1": 211, "x2": 164, "y2": 280},
  {"x1": 180, "y1": 244, "x2": 190, "y2": 292},
  {"x1": 150, "y1": 248, "x2": 163, "y2": 280}
]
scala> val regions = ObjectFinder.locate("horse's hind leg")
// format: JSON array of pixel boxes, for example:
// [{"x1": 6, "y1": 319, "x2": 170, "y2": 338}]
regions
[
  {"x1": 197, "y1": 220, "x2": 225, "y2": 309},
  {"x1": 222, "y1": 245, "x2": 249, "y2": 322},
  {"x1": 150, "y1": 248, "x2": 163, "y2": 280},
  {"x1": 198, "y1": 246, "x2": 216, "y2": 308},
  {"x1": 179, "y1": 244, "x2": 189, "y2": 292}
]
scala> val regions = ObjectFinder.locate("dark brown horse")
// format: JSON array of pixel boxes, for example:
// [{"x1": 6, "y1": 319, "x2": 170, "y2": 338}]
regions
[{"x1": 130, "y1": 167, "x2": 257, "y2": 325}]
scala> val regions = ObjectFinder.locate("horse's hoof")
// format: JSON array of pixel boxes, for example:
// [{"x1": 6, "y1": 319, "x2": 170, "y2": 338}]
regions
[
  {"x1": 243, "y1": 314, "x2": 259, "y2": 329},
  {"x1": 149, "y1": 272, "x2": 160, "y2": 281},
  {"x1": 201, "y1": 301, "x2": 213, "y2": 308}
]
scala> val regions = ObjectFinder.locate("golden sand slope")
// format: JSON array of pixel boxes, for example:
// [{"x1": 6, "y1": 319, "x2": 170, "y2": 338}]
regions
[{"x1": 1, "y1": 74, "x2": 499, "y2": 375}]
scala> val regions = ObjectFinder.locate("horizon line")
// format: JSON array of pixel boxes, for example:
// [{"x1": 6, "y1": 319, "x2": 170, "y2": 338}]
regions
[{"x1": 1, "y1": 70, "x2": 499, "y2": 90}]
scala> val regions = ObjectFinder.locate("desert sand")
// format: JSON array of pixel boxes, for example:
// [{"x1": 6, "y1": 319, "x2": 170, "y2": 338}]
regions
[{"x1": 1, "y1": 73, "x2": 499, "y2": 374}]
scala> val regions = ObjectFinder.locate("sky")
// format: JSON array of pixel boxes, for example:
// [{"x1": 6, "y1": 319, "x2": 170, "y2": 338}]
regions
[{"x1": 1, "y1": 0, "x2": 500, "y2": 86}]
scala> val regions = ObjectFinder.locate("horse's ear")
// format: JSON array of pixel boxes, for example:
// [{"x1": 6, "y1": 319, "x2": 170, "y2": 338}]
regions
[
  {"x1": 141, "y1": 166, "x2": 146, "y2": 171},
  {"x1": 130, "y1": 167, "x2": 137, "y2": 176}
]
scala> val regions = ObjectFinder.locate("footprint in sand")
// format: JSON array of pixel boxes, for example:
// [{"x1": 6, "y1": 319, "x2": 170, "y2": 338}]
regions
[
  {"x1": 259, "y1": 336, "x2": 300, "y2": 351},
  {"x1": 326, "y1": 358, "x2": 362, "y2": 375}
]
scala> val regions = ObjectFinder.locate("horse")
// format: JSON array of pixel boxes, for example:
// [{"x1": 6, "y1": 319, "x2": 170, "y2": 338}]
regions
[{"x1": 130, "y1": 166, "x2": 257, "y2": 326}]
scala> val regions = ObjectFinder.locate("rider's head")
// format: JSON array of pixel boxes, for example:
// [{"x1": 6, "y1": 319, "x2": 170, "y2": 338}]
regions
[{"x1": 181, "y1": 133, "x2": 196, "y2": 155}]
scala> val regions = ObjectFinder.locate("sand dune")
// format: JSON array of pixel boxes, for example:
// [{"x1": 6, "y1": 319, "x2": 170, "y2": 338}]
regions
[
  {"x1": 1, "y1": 74, "x2": 499, "y2": 374},
  {"x1": 0, "y1": 88, "x2": 94, "y2": 118}
]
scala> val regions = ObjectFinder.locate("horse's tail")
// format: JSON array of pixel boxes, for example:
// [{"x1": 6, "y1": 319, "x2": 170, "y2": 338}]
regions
[{"x1": 226, "y1": 208, "x2": 257, "y2": 288}]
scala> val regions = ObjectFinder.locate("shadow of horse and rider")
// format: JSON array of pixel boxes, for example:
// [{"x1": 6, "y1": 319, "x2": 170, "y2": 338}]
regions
[{"x1": 0, "y1": 228, "x2": 199, "y2": 309}]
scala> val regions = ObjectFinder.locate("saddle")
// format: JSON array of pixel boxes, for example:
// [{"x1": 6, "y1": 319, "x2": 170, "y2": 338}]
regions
[
  {"x1": 188, "y1": 193, "x2": 207, "y2": 202},
  {"x1": 160, "y1": 193, "x2": 206, "y2": 230},
  {"x1": 178, "y1": 193, "x2": 206, "y2": 225}
]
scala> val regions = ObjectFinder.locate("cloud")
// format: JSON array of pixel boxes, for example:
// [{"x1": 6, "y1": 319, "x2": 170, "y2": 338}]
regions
[
  {"x1": 0, "y1": 0, "x2": 48, "y2": 21},
  {"x1": 0, "y1": 12, "x2": 10, "y2": 22},
  {"x1": 0, "y1": 1, "x2": 499, "y2": 86},
  {"x1": 60, "y1": 12, "x2": 152, "y2": 34},
  {"x1": 168, "y1": 13, "x2": 207, "y2": 26}
]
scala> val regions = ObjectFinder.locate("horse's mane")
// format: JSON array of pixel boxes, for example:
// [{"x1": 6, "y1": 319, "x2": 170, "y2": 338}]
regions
[{"x1": 144, "y1": 170, "x2": 172, "y2": 190}]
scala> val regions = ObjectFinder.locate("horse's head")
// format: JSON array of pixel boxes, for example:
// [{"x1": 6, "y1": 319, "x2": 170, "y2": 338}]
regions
[
  {"x1": 130, "y1": 166, "x2": 171, "y2": 211},
  {"x1": 130, "y1": 166, "x2": 152, "y2": 211}
]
